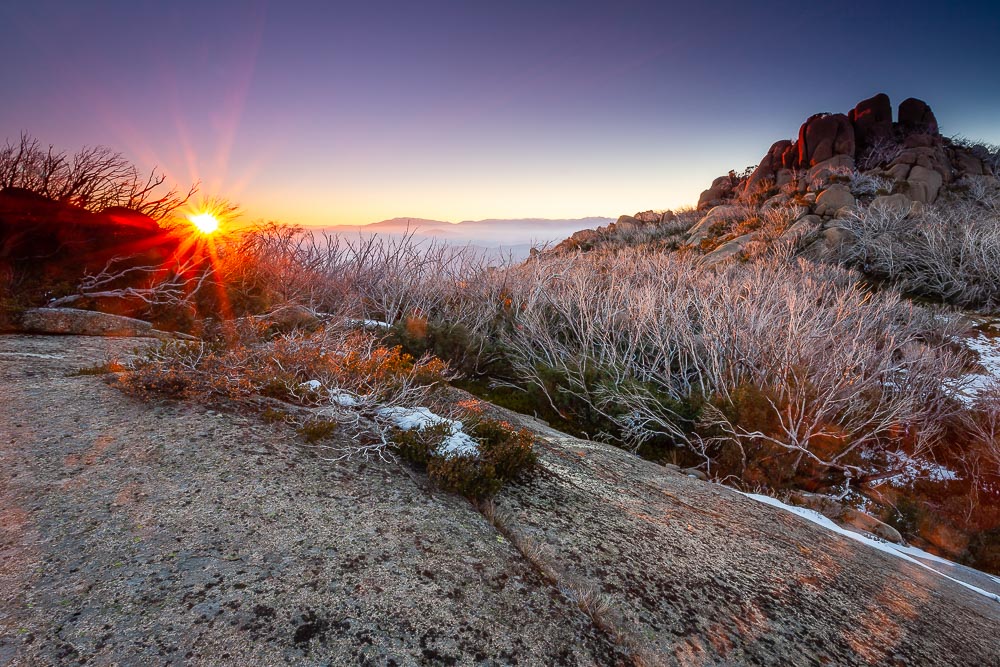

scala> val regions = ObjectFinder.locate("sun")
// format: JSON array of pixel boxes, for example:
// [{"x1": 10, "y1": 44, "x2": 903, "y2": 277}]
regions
[{"x1": 188, "y1": 212, "x2": 220, "y2": 235}]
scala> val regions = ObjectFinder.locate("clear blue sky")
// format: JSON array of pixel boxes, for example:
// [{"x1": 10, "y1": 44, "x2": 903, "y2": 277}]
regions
[{"x1": 1, "y1": 0, "x2": 998, "y2": 225}]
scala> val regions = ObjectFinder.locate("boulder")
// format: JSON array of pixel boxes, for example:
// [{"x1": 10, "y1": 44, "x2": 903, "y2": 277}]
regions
[
  {"x1": 780, "y1": 142, "x2": 798, "y2": 169},
  {"x1": 761, "y1": 193, "x2": 790, "y2": 210},
  {"x1": 745, "y1": 140, "x2": 793, "y2": 194},
  {"x1": 840, "y1": 508, "x2": 904, "y2": 544},
  {"x1": 823, "y1": 225, "x2": 857, "y2": 251},
  {"x1": 570, "y1": 228, "x2": 601, "y2": 245},
  {"x1": 697, "y1": 175, "x2": 735, "y2": 210},
  {"x1": 954, "y1": 150, "x2": 986, "y2": 176},
  {"x1": 871, "y1": 193, "x2": 914, "y2": 215},
  {"x1": 18, "y1": 308, "x2": 191, "y2": 339},
  {"x1": 0, "y1": 188, "x2": 179, "y2": 290},
  {"x1": 850, "y1": 93, "x2": 893, "y2": 151},
  {"x1": 814, "y1": 185, "x2": 856, "y2": 217},
  {"x1": 685, "y1": 205, "x2": 745, "y2": 245},
  {"x1": 907, "y1": 165, "x2": 944, "y2": 203},
  {"x1": 797, "y1": 113, "x2": 856, "y2": 167},
  {"x1": 775, "y1": 168, "x2": 794, "y2": 186},
  {"x1": 699, "y1": 233, "x2": 752, "y2": 268},
  {"x1": 898, "y1": 97, "x2": 939, "y2": 135},
  {"x1": 807, "y1": 155, "x2": 855, "y2": 190},
  {"x1": 887, "y1": 163, "x2": 912, "y2": 182},
  {"x1": 779, "y1": 214, "x2": 821, "y2": 241},
  {"x1": 614, "y1": 216, "x2": 644, "y2": 235},
  {"x1": 659, "y1": 210, "x2": 677, "y2": 224},
  {"x1": 633, "y1": 210, "x2": 661, "y2": 224}
]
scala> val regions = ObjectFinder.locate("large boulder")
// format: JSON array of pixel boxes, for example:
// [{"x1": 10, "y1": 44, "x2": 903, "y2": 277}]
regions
[
  {"x1": 907, "y1": 165, "x2": 945, "y2": 203},
  {"x1": 898, "y1": 97, "x2": 939, "y2": 135},
  {"x1": 0, "y1": 188, "x2": 179, "y2": 303},
  {"x1": 954, "y1": 149, "x2": 987, "y2": 176},
  {"x1": 797, "y1": 113, "x2": 856, "y2": 167},
  {"x1": 744, "y1": 140, "x2": 793, "y2": 194},
  {"x1": 697, "y1": 175, "x2": 736, "y2": 210},
  {"x1": 633, "y1": 210, "x2": 661, "y2": 224},
  {"x1": 814, "y1": 185, "x2": 856, "y2": 217},
  {"x1": 850, "y1": 93, "x2": 893, "y2": 152},
  {"x1": 685, "y1": 205, "x2": 746, "y2": 245}
]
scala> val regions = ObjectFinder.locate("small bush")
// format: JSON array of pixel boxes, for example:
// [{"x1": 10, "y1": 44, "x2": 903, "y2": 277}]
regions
[
  {"x1": 298, "y1": 419, "x2": 339, "y2": 443},
  {"x1": 391, "y1": 417, "x2": 537, "y2": 499},
  {"x1": 427, "y1": 456, "x2": 503, "y2": 498},
  {"x1": 391, "y1": 422, "x2": 453, "y2": 465},
  {"x1": 471, "y1": 419, "x2": 538, "y2": 482},
  {"x1": 261, "y1": 407, "x2": 289, "y2": 424},
  {"x1": 68, "y1": 360, "x2": 124, "y2": 376}
]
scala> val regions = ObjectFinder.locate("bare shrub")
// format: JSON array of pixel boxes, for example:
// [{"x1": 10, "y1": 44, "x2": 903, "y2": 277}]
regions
[
  {"x1": 496, "y1": 246, "x2": 965, "y2": 485},
  {"x1": 857, "y1": 136, "x2": 905, "y2": 171},
  {"x1": 0, "y1": 133, "x2": 195, "y2": 219},
  {"x1": 837, "y1": 196, "x2": 1000, "y2": 309}
]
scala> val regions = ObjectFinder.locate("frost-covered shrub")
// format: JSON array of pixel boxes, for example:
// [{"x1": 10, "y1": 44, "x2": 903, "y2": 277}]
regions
[
  {"x1": 496, "y1": 246, "x2": 965, "y2": 487},
  {"x1": 837, "y1": 195, "x2": 1000, "y2": 309}
]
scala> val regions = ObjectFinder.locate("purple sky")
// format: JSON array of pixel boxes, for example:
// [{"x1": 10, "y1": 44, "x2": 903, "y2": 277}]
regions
[{"x1": 1, "y1": 1, "x2": 998, "y2": 226}]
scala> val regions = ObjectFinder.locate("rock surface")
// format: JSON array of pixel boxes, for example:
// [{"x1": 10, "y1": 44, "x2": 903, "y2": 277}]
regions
[
  {"x1": 18, "y1": 308, "x2": 190, "y2": 339},
  {"x1": 1, "y1": 334, "x2": 999, "y2": 666}
]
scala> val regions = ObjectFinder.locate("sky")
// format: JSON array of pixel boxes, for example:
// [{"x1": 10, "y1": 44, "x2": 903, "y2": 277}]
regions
[{"x1": 1, "y1": 1, "x2": 998, "y2": 227}]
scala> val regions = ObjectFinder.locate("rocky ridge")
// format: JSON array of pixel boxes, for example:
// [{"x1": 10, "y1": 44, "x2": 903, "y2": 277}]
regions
[{"x1": 548, "y1": 93, "x2": 998, "y2": 261}]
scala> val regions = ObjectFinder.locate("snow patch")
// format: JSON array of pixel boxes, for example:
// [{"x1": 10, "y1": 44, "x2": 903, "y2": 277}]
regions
[
  {"x1": 952, "y1": 330, "x2": 1000, "y2": 404},
  {"x1": 879, "y1": 451, "x2": 959, "y2": 487},
  {"x1": 743, "y1": 492, "x2": 1000, "y2": 603},
  {"x1": 376, "y1": 406, "x2": 480, "y2": 458}
]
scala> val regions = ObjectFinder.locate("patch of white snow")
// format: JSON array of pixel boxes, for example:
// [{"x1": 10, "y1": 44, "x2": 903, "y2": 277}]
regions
[
  {"x1": 743, "y1": 492, "x2": 1000, "y2": 603},
  {"x1": 376, "y1": 406, "x2": 480, "y2": 458}
]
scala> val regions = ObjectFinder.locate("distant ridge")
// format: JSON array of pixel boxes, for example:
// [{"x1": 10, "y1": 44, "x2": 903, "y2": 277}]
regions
[{"x1": 318, "y1": 216, "x2": 615, "y2": 250}]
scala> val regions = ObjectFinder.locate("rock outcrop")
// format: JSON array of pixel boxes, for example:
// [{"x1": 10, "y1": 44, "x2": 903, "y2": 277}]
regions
[
  {"x1": 0, "y1": 188, "x2": 177, "y2": 277},
  {"x1": 898, "y1": 97, "x2": 939, "y2": 134},
  {"x1": 797, "y1": 113, "x2": 856, "y2": 167},
  {"x1": 850, "y1": 93, "x2": 894, "y2": 152}
]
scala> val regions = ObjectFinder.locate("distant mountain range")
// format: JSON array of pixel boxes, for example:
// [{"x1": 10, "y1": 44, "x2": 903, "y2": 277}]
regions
[{"x1": 317, "y1": 217, "x2": 614, "y2": 257}]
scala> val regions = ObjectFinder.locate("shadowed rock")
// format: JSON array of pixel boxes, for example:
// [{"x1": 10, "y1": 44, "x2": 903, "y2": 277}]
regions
[{"x1": 797, "y1": 113, "x2": 856, "y2": 167}]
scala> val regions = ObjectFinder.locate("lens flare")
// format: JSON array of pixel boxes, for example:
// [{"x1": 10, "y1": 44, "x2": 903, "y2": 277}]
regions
[{"x1": 188, "y1": 212, "x2": 220, "y2": 234}]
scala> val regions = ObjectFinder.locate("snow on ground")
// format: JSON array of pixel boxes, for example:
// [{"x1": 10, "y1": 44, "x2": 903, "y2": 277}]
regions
[
  {"x1": 344, "y1": 318, "x2": 391, "y2": 329},
  {"x1": 880, "y1": 450, "x2": 958, "y2": 486},
  {"x1": 376, "y1": 406, "x2": 479, "y2": 457},
  {"x1": 743, "y1": 492, "x2": 1000, "y2": 604},
  {"x1": 952, "y1": 328, "x2": 1000, "y2": 405}
]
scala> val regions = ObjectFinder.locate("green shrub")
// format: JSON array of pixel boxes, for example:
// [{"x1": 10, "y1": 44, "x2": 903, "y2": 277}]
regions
[
  {"x1": 391, "y1": 422, "x2": 453, "y2": 465},
  {"x1": 297, "y1": 418, "x2": 338, "y2": 443},
  {"x1": 261, "y1": 407, "x2": 289, "y2": 424},
  {"x1": 391, "y1": 417, "x2": 537, "y2": 499},
  {"x1": 471, "y1": 419, "x2": 538, "y2": 482},
  {"x1": 427, "y1": 456, "x2": 503, "y2": 498}
]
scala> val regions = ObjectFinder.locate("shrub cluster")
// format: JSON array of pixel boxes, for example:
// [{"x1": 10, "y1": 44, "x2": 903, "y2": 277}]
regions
[
  {"x1": 391, "y1": 418, "x2": 537, "y2": 499},
  {"x1": 836, "y1": 183, "x2": 1000, "y2": 309}
]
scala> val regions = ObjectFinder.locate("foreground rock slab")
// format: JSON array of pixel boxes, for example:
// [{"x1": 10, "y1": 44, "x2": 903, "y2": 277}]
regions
[
  {"x1": 1, "y1": 334, "x2": 998, "y2": 666},
  {"x1": 0, "y1": 335, "x2": 620, "y2": 665}
]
